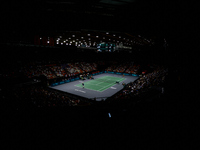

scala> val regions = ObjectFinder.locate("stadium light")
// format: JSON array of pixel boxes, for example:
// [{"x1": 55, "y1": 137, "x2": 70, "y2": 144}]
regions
[
  {"x1": 106, "y1": 32, "x2": 109, "y2": 34},
  {"x1": 96, "y1": 36, "x2": 98, "y2": 38},
  {"x1": 113, "y1": 34, "x2": 115, "y2": 36},
  {"x1": 47, "y1": 41, "x2": 49, "y2": 43},
  {"x1": 88, "y1": 34, "x2": 90, "y2": 36},
  {"x1": 63, "y1": 41, "x2": 66, "y2": 43}
]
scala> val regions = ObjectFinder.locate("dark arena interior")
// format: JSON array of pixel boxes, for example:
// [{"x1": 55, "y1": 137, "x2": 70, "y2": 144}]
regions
[{"x1": 1, "y1": 0, "x2": 197, "y2": 148}]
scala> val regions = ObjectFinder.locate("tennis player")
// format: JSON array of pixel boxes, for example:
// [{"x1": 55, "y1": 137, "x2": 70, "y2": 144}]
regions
[{"x1": 82, "y1": 83, "x2": 84, "y2": 88}]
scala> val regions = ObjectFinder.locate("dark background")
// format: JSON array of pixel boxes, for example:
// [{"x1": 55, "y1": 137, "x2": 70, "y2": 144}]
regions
[
  {"x1": 1, "y1": 0, "x2": 198, "y2": 147},
  {"x1": 1, "y1": 0, "x2": 197, "y2": 63},
  {"x1": 1, "y1": 1, "x2": 196, "y2": 39}
]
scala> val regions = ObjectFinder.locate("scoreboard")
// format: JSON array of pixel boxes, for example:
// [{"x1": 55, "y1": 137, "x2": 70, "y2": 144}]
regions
[{"x1": 97, "y1": 43, "x2": 115, "y2": 52}]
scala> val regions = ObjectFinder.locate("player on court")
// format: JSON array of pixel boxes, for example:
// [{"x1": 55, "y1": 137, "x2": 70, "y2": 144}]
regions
[{"x1": 82, "y1": 83, "x2": 84, "y2": 88}]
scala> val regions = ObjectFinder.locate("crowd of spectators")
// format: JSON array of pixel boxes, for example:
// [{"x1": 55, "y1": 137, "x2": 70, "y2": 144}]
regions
[
  {"x1": 19, "y1": 65, "x2": 57, "y2": 79},
  {"x1": 1, "y1": 56, "x2": 168, "y2": 110},
  {"x1": 0, "y1": 61, "x2": 99, "y2": 89},
  {"x1": 113, "y1": 63, "x2": 129, "y2": 73},
  {"x1": 105, "y1": 61, "x2": 118, "y2": 72},
  {"x1": 80, "y1": 62, "x2": 97, "y2": 72},
  {"x1": 2, "y1": 61, "x2": 98, "y2": 81},
  {"x1": 9, "y1": 85, "x2": 91, "y2": 109},
  {"x1": 64, "y1": 62, "x2": 83, "y2": 74},
  {"x1": 105, "y1": 62, "x2": 141, "y2": 74},
  {"x1": 112, "y1": 66, "x2": 168, "y2": 101},
  {"x1": 51, "y1": 65, "x2": 67, "y2": 77},
  {"x1": 125, "y1": 64, "x2": 140, "y2": 74}
]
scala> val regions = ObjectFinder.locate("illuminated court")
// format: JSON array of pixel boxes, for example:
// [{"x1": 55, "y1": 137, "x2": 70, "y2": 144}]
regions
[{"x1": 50, "y1": 73, "x2": 138, "y2": 101}]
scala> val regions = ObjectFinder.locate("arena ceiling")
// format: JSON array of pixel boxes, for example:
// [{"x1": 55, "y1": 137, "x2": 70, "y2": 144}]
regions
[{"x1": 2, "y1": 0, "x2": 195, "y2": 43}]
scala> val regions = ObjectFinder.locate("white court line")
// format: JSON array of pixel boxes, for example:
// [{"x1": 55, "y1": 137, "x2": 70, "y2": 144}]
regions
[
  {"x1": 98, "y1": 78, "x2": 126, "y2": 91},
  {"x1": 75, "y1": 76, "x2": 126, "y2": 92},
  {"x1": 79, "y1": 80, "x2": 108, "y2": 87},
  {"x1": 85, "y1": 83, "x2": 105, "y2": 87},
  {"x1": 75, "y1": 81, "x2": 115, "y2": 92},
  {"x1": 74, "y1": 85, "x2": 102, "y2": 92},
  {"x1": 80, "y1": 78, "x2": 116, "y2": 92},
  {"x1": 98, "y1": 82, "x2": 116, "y2": 91},
  {"x1": 96, "y1": 77, "x2": 125, "y2": 91}
]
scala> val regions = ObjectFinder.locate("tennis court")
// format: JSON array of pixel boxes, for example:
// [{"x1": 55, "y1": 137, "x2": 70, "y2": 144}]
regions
[
  {"x1": 75, "y1": 76, "x2": 126, "y2": 92},
  {"x1": 50, "y1": 73, "x2": 138, "y2": 101}
]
